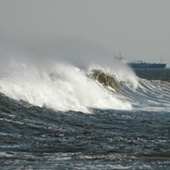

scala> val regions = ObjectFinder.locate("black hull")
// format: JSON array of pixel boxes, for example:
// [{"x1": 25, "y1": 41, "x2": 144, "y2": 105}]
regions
[{"x1": 128, "y1": 63, "x2": 166, "y2": 69}]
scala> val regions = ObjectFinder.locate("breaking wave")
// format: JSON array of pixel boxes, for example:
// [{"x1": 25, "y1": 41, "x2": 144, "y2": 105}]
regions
[
  {"x1": 88, "y1": 69, "x2": 121, "y2": 93},
  {"x1": 0, "y1": 51, "x2": 169, "y2": 113},
  {"x1": 0, "y1": 57, "x2": 139, "y2": 112}
]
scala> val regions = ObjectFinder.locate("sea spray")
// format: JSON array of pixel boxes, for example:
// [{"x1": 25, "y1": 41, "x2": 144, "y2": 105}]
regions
[
  {"x1": 0, "y1": 60, "x2": 133, "y2": 112},
  {"x1": 88, "y1": 63, "x2": 139, "y2": 90},
  {"x1": 0, "y1": 41, "x2": 140, "y2": 112}
]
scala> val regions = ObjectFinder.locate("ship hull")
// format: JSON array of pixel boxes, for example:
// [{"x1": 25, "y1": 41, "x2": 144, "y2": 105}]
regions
[{"x1": 128, "y1": 63, "x2": 166, "y2": 69}]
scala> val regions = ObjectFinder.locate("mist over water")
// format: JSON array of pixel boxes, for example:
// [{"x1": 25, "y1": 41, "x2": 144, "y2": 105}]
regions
[
  {"x1": 1, "y1": 39, "x2": 170, "y2": 170},
  {"x1": 0, "y1": 38, "x2": 114, "y2": 66},
  {"x1": 1, "y1": 39, "x2": 170, "y2": 113},
  {"x1": 0, "y1": 39, "x2": 138, "y2": 112}
]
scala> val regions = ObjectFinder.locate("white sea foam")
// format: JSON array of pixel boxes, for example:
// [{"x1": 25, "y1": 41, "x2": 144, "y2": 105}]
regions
[
  {"x1": 1, "y1": 43, "x2": 169, "y2": 113},
  {"x1": 88, "y1": 63, "x2": 139, "y2": 90},
  {"x1": 0, "y1": 61, "x2": 133, "y2": 112}
]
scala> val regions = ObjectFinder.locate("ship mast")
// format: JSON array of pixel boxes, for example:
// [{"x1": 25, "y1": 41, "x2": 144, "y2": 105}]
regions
[{"x1": 160, "y1": 55, "x2": 163, "y2": 63}]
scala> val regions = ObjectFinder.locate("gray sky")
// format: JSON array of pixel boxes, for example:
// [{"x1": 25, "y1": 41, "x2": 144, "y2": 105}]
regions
[{"x1": 0, "y1": 0, "x2": 170, "y2": 66}]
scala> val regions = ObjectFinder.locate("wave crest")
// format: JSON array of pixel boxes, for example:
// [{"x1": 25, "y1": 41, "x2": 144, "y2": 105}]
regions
[
  {"x1": 0, "y1": 62, "x2": 132, "y2": 112},
  {"x1": 89, "y1": 69, "x2": 120, "y2": 93}
]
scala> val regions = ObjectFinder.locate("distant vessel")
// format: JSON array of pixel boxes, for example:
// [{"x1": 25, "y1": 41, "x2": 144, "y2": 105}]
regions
[
  {"x1": 115, "y1": 52, "x2": 167, "y2": 69},
  {"x1": 128, "y1": 60, "x2": 166, "y2": 69}
]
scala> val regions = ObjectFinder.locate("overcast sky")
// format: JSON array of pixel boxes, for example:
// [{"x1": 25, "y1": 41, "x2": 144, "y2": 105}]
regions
[{"x1": 0, "y1": 0, "x2": 170, "y2": 66}]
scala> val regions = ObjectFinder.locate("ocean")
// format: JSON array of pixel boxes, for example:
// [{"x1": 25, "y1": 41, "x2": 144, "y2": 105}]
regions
[{"x1": 0, "y1": 60, "x2": 170, "y2": 169}]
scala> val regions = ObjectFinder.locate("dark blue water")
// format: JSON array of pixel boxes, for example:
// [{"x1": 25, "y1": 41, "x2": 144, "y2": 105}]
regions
[
  {"x1": 134, "y1": 68, "x2": 170, "y2": 82},
  {"x1": 0, "y1": 92, "x2": 170, "y2": 169},
  {"x1": 0, "y1": 66, "x2": 170, "y2": 169}
]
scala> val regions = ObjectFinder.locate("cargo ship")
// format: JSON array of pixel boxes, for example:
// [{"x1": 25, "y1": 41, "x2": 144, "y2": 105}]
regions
[
  {"x1": 115, "y1": 52, "x2": 167, "y2": 69},
  {"x1": 128, "y1": 61, "x2": 166, "y2": 69}
]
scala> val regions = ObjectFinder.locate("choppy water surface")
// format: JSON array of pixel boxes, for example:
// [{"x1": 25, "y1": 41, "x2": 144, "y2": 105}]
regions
[
  {"x1": 0, "y1": 60, "x2": 170, "y2": 169},
  {"x1": 0, "y1": 94, "x2": 170, "y2": 169}
]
